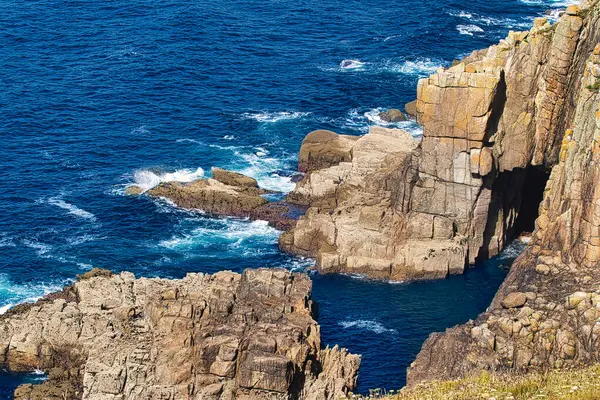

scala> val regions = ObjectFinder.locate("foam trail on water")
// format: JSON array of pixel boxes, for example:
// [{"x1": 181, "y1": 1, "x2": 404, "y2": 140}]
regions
[
  {"x1": 457, "y1": 24, "x2": 485, "y2": 36},
  {"x1": 339, "y1": 59, "x2": 366, "y2": 70},
  {"x1": 131, "y1": 167, "x2": 205, "y2": 192},
  {"x1": 47, "y1": 197, "x2": 97, "y2": 221},
  {"x1": 241, "y1": 111, "x2": 311, "y2": 123},
  {"x1": 339, "y1": 319, "x2": 397, "y2": 334},
  {"x1": 159, "y1": 219, "x2": 280, "y2": 252}
]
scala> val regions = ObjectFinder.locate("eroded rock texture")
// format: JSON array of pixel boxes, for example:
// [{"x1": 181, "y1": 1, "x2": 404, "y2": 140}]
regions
[
  {"x1": 408, "y1": 3, "x2": 600, "y2": 384},
  {"x1": 1, "y1": 268, "x2": 359, "y2": 399},
  {"x1": 282, "y1": 2, "x2": 600, "y2": 282}
]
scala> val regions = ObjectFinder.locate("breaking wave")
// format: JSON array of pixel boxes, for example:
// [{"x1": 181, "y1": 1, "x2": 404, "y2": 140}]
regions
[
  {"x1": 130, "y1": 167, "x2": 205, "y2": 192},
  {"x1": 240, "y1": 111, "x2": 311, "y2": 123},
  {"x1": 457, "y1": 24, "x2": 485, "y2": 36},
  {"x1": 47, "y1": 197, "x2": 97, "y2": 221},
  {"x1": 339, "y1": 319, "x2": 397, "y2": 334},
  {"x1": 0, "y1": 274, "x2": 67, "y2": 315}
]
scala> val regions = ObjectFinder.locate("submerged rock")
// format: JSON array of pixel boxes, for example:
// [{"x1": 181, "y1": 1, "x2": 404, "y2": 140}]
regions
[
  {"x1": 378, "y1": 109, "x2": 406, "y2": 122},
  {"x1": 2, "y1": 268, "x2": 360, "y2": 399},
  {"x1": 124, "y1": 185, "x2": 143, "y2": 196}
]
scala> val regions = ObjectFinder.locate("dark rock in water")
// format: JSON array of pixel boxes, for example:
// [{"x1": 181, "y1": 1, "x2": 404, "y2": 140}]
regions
[
  {"x1": 405, "y1": 100, "x2": 417, "y2": 119},
  {"x1": 290, "y1": 173, "x2": 304, "y2": 183},
  {"x1": 3, "y1": 268, "x2": 360, "y2": 399},
  {"x1": 378, "y1": 109, "x2": 406, "y2": 122}
]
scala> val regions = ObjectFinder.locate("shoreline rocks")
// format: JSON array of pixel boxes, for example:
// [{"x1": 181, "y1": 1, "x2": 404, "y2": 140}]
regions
[
  {"x1": 407, "y1": 2, "x2": 600, "y2": 386},
  {"x1": 2, "y1": 268, "x2": 360, "y2": 399},
  {"x1": 279, "y1": 2, "x2": 600, "y2": 284},
  {"x1": 129, "y1": 168, "x2": 303, "y2": 230}
]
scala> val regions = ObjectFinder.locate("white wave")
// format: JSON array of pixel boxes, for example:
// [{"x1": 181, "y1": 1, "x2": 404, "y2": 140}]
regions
[
  {"x1": 47, "y1": 197, "x2": 96, "y2": 221},
  {"x1": 0, "y1": 233, "x2": 15, "y2": 248},
  {"x1": 339, "y1": 319, "x2": 397, "y2": 334},
  {"x1": 176, "y1": 138, "x2": 203, "y2": 145},
  {"x1": 159, "y1": 219, "x2": 280, "y2": 250},
  {"x1": 241, "y1": 111, "x2": 311, "y2": 123},
  {"x1": 212, "y1": 144, "x2": 296, "y2": 192},
  {"x1": 392, "y1": 58, "x2": 442, "y2": 76},
  {"x1": 0, "y1": 274, "x2": 67, "y2": 315},
  {"x1": 340, "y1": 59, "x2": 366, "y2": 70},
  {"x1": 449, "y1": 10, "x2": 533, "y2": 30},
  {"x1": 457, "y1": 24, "x2": 485, "y2": 36},
  {"x1": 498, "y1": 240, "x2": 527, "y2": 261},
  {"x1": 344, "y1": 108, "x2": 424, "y2": 138},
  {"x1": 131, "y1": 126, "x2": 150, "y2": 135},
  {"x1": 223, "y1": 135, "x2": 236, "y2": 140},
  {"x1": 131, "y1": 167, "x2": 205, "y2": 192},
  {"x1": 66, "y1": 234, "x2": 101, "y2": 246},
  {"x1": 285, "y1": 257, "x2": 315, "y2": 272}
]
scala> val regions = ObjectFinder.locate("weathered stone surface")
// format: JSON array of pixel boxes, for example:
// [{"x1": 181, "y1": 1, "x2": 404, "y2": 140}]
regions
[
  {"x1": 148, "y1": 178, "x2": 268, "y2": 216},
  {"x1": 405, "y1": 100, "x2": 417, "y2": 119},
  {"x1": 211, "y1": 167, "x2": 259, "y2": 188},
  {"x1": 408, "y1": 6, "x2": 600, "y2": 385},
  {"x1": 3, "y1": 268, "x2": 360, "y2": 400},
  {"x1": 281, "y1": 2, "x2": 600, "y2": 283},
  {"x1": 298, "y1": 130, "x2": 359, "y2": 173}
]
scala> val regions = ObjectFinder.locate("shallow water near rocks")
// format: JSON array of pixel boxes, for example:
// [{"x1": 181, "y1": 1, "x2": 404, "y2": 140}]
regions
[{"x1": 0, "y1": 0, "x2": 567, "y2": 396}]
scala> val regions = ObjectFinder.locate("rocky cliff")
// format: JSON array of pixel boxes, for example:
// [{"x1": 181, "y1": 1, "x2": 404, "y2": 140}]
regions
[
  {"x1": 405, "y1": 1, "x2": 600, "y2": 384},
  {"x1": 0, "y1": 268, "x2": 359, "y2": 399},
  {"x1": 281, "y1": 2, "x2": 600, "y2": 285}
]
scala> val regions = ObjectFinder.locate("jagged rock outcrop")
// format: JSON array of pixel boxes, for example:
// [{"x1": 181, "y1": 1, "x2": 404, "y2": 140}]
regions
[
  {"x1": 281, "y1": 2, "x2": 600, "y2": 282},
  {"x1": 1, "y1": 268, "x2": 360, "y2": 399},
  {"x1": 408, "y1": 2, "x2": 600, "y2": 384},
  {"x1": 131, "y1": 168, "x2": 301, "y2": 230}
]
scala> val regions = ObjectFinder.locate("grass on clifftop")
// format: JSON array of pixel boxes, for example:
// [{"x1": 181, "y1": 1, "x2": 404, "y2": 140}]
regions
[{"x1": 354, "y1": 364, "x2": 600, "y2": 400}]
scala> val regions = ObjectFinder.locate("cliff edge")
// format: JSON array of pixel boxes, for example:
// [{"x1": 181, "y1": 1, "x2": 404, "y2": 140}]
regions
[{"x1": 0, "y1": 268, "x2": 359, "y2": 399}]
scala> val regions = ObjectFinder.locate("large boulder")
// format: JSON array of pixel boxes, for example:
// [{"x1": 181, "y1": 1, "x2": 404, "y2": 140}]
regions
[
  {"x1": 3, "y1": 268, "x2": 360, "y2": 400},
  {"x1": 211, "y1": 167, "x2": 259, "y2": 188},
  {"x1": 148, "y1": 178, "x2": 268, "y2": 216},
  {"x1": 298, "y1": 130, "x2": 359, "y2": 173}
]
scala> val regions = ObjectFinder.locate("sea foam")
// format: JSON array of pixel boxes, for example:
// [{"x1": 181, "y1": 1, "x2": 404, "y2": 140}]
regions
[
  {"x1": 339, "y1": 319, "x2": 397, "y2": 334},
  {"x1": 457, "y1": 24, "x2": 485, "y2": 36},
  {"x1": 47, "y1": 197, "x2": 97, "y2": 221},
  {"x1": 131, "y1": 167, "x2": 205, "y2": 192},
  {"x1": 241, "y1": 111, "x2": 311, "y2": 123}
]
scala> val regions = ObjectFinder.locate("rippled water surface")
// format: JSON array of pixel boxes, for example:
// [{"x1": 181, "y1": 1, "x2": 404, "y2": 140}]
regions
[{"x1": 0, "y1": 0, "x2": 574, "y2": 396}]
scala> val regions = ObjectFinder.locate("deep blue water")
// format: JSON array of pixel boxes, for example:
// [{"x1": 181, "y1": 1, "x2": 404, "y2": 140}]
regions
[{"x1": 0, "y1": 0, "x2": 573, "y2": 396}]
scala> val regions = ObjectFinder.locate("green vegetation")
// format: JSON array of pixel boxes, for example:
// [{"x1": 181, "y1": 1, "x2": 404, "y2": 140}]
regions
[
  {"x1": 586, "y1": 79, "x2": 600, "y2": 92},
  {"x1": 351, "y1": 365, "x2": 600, "y2": 400}
]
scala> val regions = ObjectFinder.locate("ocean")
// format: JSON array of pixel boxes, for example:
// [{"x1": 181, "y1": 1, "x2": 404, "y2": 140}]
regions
[{"x1": 0, "y1": 0, "x2": 574, "y2": 396}]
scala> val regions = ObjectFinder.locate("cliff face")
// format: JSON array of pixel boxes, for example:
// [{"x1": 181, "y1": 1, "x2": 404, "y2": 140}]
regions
[
  {"x1": 407, "y1": 2, "x2": 600, "y2": 384},
  {"x1": 281, "y1": 2, "x2": 600, "y2": 283},
  {"x1": 0, "y1": 268, "x2": 359, "y2": 400}
]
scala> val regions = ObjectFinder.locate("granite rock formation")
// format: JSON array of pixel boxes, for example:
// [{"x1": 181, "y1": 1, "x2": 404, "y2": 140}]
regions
[
  {"x1": 1, "y1": 268, "x2": 360, "y2": 399},
  {"x1": 406, "y1": 1, "x2": 600, "y2": 384},
  {"x1": 129, "y1": 168, "x2": 301, "y2": 230},
  {"x1": 281, "y1": 2, "x2": 600, "y2": 282}
]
